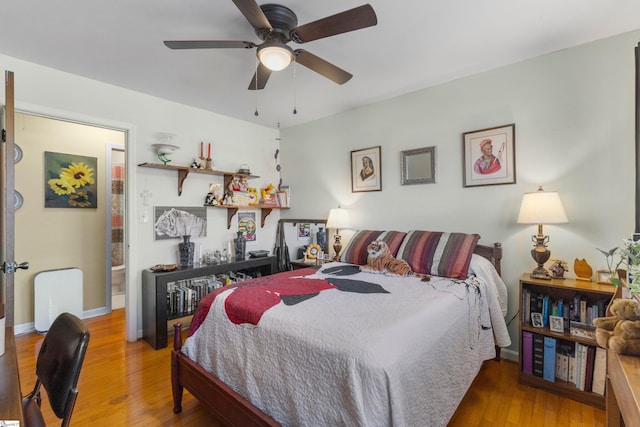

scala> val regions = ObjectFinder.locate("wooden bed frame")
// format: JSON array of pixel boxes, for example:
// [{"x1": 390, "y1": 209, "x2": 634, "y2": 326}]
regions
[{"x1": 171, "y1": 242, "x2": 503, "y2": 426}]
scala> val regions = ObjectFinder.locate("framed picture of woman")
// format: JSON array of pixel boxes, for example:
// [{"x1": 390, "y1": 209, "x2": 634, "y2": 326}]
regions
[
  {"x1": 351, "y1": 146, "x2": 382, "y2": 192},
  {"x1": 463, "y1": 124, "x2": 516, "y2": 187}
]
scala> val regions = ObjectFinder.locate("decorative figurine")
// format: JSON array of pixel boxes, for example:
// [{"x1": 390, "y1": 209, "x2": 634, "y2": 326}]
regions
[{"x1": 574, "y1": 258, "x2": 593, "y2": 281}]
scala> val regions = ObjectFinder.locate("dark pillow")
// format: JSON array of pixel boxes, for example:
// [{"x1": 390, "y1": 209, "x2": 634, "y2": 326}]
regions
[{"x1": 397, "y1": 230, "x2": 480, "y2": 279}]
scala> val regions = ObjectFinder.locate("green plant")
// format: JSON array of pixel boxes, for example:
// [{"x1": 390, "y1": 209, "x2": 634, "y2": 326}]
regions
[
  {"x1": 596, "y1": 246, "x2": 625, "y2": 287},
  {"x1": 620, "y1": 239, "x2": 640, "y2": 297},
  {"x1": 598, "y1": 241, "x2": 640, "y2": 297}
]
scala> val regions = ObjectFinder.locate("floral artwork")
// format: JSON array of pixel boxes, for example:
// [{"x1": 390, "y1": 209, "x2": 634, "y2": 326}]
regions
[{"x1": 44, "y1": 151, "x2": 98, "y2": 208}]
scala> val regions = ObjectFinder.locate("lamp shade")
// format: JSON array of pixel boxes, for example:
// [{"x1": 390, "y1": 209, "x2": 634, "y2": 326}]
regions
[
  {"x1": 517, "y1": 187, "x2": 568, "y2": 224},
  {"x1": 326, "y1": 208, "x2": 350, "y2": 230}
]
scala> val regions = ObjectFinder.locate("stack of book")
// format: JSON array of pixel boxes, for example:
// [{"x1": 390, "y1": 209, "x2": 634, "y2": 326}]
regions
[
  {"x1": 522, "y1": 286, "x2": 610, "y2": 330},
  {"x1": 166, "y1": 270, "x2": 261, "y2": 318},
  {"x1": 521, "y1": 332, "x2": 607, "y2": 395}
]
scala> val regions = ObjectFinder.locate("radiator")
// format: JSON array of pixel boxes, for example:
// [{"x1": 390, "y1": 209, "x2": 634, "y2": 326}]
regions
[{"x1": 34, "y1": 268, "x2": 83, "y2": 333}]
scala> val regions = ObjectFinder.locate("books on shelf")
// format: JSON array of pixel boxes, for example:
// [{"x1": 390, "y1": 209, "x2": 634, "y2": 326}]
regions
[
  {"x1": 522, "y1": 330, "x2": 606, "y2": 394},
  {"x1": 522, "y1": 286, "x2": 610, "y2": 330}
]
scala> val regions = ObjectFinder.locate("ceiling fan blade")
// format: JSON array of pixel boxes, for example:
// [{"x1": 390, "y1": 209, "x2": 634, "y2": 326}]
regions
[
  {"x1": 294, "y1": 50, "x2": 352, "y2": 85},
  {"x1": 232, "y1": 0, "x2": 272, "y2": 30},
  {"x1": 164, "y1": 40, "x2": 256, "y2": 49},
  {"x1": 291, "y1": 4, "x2": 377, "y2": 43},
  {"x1": 248, "y1": 63, "x2": 272, "y2": 90}
]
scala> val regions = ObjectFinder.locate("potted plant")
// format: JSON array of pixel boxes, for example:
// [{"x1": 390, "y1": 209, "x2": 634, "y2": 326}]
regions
[{"x1": 597, "y1": 241, "x2": 640, "y2": 298}]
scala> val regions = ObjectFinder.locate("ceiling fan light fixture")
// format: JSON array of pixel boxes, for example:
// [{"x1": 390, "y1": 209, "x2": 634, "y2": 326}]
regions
[{"x1": 257, "y1": 42, "x2": 293, "y2": 71}]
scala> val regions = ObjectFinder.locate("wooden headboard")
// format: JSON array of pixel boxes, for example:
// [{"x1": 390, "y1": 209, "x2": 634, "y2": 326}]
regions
[{"x1": 473, "y1": 242, "x2": 503, "y2": 276}]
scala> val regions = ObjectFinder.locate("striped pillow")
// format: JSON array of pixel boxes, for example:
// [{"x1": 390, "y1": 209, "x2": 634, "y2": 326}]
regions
[
  {"x1": 340, "y1": 230, "x2": 407, "y2": 265},
  {"x1": 397, "y1": 230, "x2": 480, "y2": 278},
  {"x1": 340, "y1": 230, "x2": 382, "y2": 265}
]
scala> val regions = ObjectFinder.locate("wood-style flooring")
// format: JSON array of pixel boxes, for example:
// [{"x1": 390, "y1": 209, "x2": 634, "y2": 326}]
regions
[{"x1": 14, "y1": 309, "x2": 605, "y2": 426}]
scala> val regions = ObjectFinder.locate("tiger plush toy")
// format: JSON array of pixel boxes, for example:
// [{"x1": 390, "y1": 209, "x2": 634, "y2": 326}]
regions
[{"x1": 360, "y1": 240, "x2": 430, "y2": 280}]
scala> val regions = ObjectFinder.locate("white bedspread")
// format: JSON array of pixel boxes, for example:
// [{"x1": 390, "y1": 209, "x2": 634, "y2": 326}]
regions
[{"x1": 183, "y1": 261, "x2": 510, "y2": 426}]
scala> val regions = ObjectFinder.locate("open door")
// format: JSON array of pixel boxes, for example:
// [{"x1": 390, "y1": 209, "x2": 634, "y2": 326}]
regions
[{"x1": 1, "y1": 70, "x2": 29, "y2": 327}]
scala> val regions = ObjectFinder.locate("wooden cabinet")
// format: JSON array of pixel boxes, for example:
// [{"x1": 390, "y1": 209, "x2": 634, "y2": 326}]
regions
[
  {"x1": 138, "y1": 162, "x2": 288, "y2": 228},
  {"x1": 518, "y1": 273, "x2": 614, "y2": 408},
  {"x1": 142, "y1": 256, "x2": 277, "y2": 349}
]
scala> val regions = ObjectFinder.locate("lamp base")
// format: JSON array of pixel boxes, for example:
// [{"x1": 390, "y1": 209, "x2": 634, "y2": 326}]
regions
[
  {"x1": 530, "y1": 266, "x2": 551, "y2": 280},
  {"x1": 333, "y1": 234, "x2": 343, "y2": 262}
]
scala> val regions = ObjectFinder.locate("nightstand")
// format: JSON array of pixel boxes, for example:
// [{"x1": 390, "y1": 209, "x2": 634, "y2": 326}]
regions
[
  {"x1": 518, "y1": 273, "x2": 614, "y2": 408},
  {"x1": 290, "y1": 258, "x2": 330, "y2": 270}
]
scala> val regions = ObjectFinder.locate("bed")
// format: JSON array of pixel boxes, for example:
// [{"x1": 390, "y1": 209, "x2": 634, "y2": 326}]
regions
[{"x1": 171, "y1": 230, "x2": 511, "y2": 426}]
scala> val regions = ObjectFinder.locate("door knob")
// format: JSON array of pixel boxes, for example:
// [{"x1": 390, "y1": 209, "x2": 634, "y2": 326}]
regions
[{"x1": 1, "y1": 261, "x2": 29, "y2": 273}]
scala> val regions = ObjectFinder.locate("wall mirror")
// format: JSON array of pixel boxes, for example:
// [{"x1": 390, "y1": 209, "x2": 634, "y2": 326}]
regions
[{"x1": 401, "y1": 146, "x2": 436, "y2": 185}]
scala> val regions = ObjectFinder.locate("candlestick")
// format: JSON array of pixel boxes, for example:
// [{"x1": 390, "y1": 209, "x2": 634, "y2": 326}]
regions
[
  {"x1": 200, "y1": 141, "x2": 203, "y2": 158},
  {"x1": 208, "y1": 143, "x2": 211, "y2": 159}
]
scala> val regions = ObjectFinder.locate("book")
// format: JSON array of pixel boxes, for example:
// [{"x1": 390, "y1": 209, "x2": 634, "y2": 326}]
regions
[
  {"x1": 591, "y1": 347, "x2": 607, "y2": 395},
  {"x1": 556, "y1": 345, "x2": 569, "y2": 381},
  {"x1": 568, "y1": 350, "x2": 576, "y2": 385},
  {"x1": 542, "y1": 295, "x2": 550, "y2": 327},
  {"x1": 522, "y1": 331, "x2": 533, "y2": 375},
  {"x1": 575, "y1": 343, "x2": 583, "y2": 389},
  {"x1": 543, "y1": 336, "x2": 556, "y2": 382},
  {"x1": 532, "y1": 333, "x2": 544, "y2": 378},
  {"x1": 584, "y1": 345, "x2": 596, "y2": 392}
]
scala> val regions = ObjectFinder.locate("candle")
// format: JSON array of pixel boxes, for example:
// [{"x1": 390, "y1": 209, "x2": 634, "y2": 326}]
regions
[
  {"x1": 208, "y1": 143, "x2": 211, "y2": 159},
  {"x1": 200, "y1": 141, "x2": 203, "y2": 158}
]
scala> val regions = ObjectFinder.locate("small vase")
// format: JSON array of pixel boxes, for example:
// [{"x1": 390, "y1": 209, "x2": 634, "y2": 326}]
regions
[
  {"x1": 235, "y1": 231, "x2": 246, "y2": 261},
  {"x1": 178, "y1": 235, "x2": 195, "y2": 268},
  {"x1": 317, "y1": 227, "x2": 327, "y2": 254}
]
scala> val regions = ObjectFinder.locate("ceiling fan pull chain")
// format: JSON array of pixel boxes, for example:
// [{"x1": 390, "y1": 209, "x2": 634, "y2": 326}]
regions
[
  {"x1": 254, "y1": 58, "x2": 259, "y2": 116},
  {"x1": 292, "y1": 56, "x2": 297, "y2": 115}
]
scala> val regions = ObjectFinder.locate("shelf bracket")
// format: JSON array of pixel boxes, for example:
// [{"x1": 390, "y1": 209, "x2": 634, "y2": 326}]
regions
[
  {"x1": 177, "y1": 169, "x2": 190, "y2": 196},
  {"x1": 260, "y1": 208, "x2": 273, "y2": 228},
  {"x1": 226, "y1": 207, "x2": 238, "y2": 229}
]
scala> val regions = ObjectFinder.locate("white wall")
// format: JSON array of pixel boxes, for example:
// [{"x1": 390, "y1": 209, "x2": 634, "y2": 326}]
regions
[
  {"x1": 0, "y1": 54, "x2": 280, "y2": 339},
  {"x1": 279, "y1": 29, "x2": 640, "y2": 358}
]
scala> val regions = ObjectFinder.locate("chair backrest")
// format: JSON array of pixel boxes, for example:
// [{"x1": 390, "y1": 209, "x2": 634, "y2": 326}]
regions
[{"x1": 36, "y1": 312, "x2": 90, "y2": 423}]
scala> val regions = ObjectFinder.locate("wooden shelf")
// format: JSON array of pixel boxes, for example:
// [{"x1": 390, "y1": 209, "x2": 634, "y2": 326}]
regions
[
  {"x1": 138, "y1": 162, "x2": 259, "y2": 196},
  {"x1": 138, "y1": 162, "x2": 287, "y2": 229},
  {"x1": 142, "y1": 257, "x2": 277, "y2": 349},
  {"x1": 208, "y1": 204, "x2": 288, "y2": 229},
  {"x1": 518, "y1": 274, "x2": 614, "y2": 409}
]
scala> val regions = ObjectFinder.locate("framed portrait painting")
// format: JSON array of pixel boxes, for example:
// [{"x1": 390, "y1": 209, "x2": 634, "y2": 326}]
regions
[
  {"x1": 463, "y1": 123, "x2": 516, "y2": 187},
  {"x1": 351, "y1": 146, "x2": 381, "y2": 192}
]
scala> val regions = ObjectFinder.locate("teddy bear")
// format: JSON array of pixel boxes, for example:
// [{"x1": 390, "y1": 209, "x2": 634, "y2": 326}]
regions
[{"x1": 593, "y1": 298, "x2": 640, "y2": 356}]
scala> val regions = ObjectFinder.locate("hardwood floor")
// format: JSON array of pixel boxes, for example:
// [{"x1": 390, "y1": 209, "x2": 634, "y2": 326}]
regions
[{"x1": 14, "y1": 309, "x2": 605, "y2": 426}]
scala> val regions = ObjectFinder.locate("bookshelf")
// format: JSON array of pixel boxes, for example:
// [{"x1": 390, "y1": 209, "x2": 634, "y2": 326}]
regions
[
  {"x1": 141, "y1": 257, "x2": 277, "y2": 349},
  {"x1": 518, "y1": 273, "x2": 615, "y2": 408}
]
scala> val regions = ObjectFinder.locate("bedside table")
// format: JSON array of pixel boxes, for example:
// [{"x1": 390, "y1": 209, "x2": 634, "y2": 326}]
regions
[
  {"x1": 518, "y1": 273, "x2": 614, "y2": 408},
  {"x1": 290, "y1": 258, "x2": 330, "y2": 270}
]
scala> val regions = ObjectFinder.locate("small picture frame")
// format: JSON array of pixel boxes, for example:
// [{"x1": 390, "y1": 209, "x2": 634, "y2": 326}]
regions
[
  {"x1": 596, "y1": 270, "x2": 613, "y2": 284},
  {"x1": 549, "y1": 315, "x2": 564, "y2": 333},
  {"x1": 531, "y1": 312, "x2": 544, "y2": 328},
  {"x1": 462, "y1": 123, "x2": 516, "y2": 187},
  {"x1": 351, "y1": 146, "x2": 382, "y2": 192}
]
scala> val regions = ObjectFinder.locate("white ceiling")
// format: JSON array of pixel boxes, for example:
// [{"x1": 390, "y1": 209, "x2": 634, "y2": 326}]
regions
[{"x1": 1, "y1": 1, "x2": 640, "y2": 129}]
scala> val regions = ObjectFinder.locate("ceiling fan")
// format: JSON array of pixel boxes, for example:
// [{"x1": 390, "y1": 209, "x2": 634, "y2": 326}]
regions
[{"x1": 164, "y1": 0, "x2": 378, "y2": 90}]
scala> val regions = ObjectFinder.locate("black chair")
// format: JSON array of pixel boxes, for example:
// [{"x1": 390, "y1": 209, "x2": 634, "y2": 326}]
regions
[{"x1": 22, "y1": 312, "x2": 90, "y2": 427}]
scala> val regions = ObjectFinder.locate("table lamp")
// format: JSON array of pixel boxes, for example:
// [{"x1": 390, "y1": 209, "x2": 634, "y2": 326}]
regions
[
  {"x1": 326, "y1": 208, "x2": 350, "y2": 261},
  {"x1": 517, "y1": 186, "x2": 568, "y2": 279}
]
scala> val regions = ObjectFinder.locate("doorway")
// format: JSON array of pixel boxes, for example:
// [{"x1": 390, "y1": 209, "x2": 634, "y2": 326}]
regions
[{"x1": 13, "y1": 111, "x2": 127, "y2": 327}]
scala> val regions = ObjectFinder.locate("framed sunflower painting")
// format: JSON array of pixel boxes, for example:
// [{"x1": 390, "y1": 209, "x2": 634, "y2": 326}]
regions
[{"x1": 44, "y1": 151, "x2": 98, "y2": 208}]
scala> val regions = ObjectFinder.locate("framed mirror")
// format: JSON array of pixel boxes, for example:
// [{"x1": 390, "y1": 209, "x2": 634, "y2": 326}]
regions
[{"x1": 401, "y1": 146, "x2": 436, "y2": 185}]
